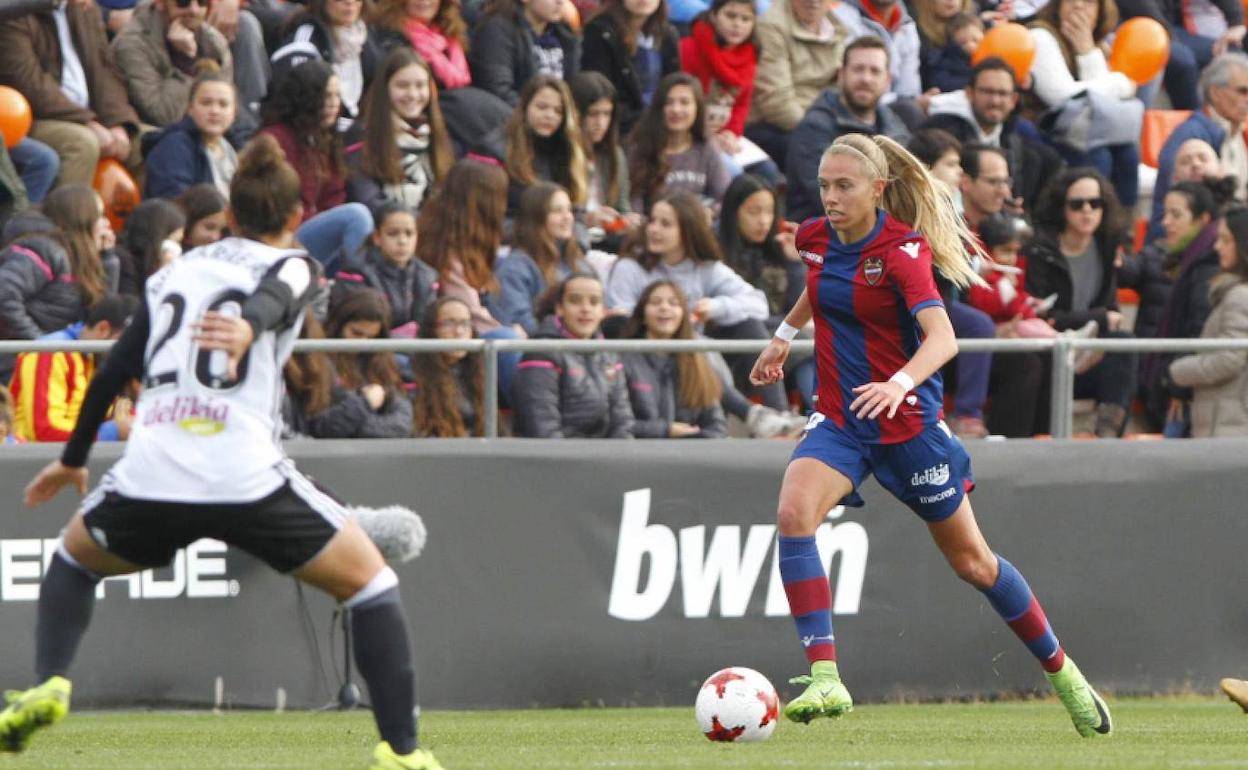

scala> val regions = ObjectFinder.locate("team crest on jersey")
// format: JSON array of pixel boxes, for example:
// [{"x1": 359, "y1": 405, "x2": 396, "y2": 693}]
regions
[{"x1": 863, "y1": 257, "x2": 884, "y2": 285}]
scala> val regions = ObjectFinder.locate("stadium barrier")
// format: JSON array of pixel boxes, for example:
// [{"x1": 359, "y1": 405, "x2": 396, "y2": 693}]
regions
[
  {"x1": 0, "y1": 439, "x2": 1245, "y2": 709},
  {"x1": 6, "y1": 336, "x2": 1248, "y2": 439}
]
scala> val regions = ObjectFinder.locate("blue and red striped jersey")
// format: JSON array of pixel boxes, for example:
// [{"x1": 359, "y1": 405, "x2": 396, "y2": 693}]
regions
[{"x1": 797, "y1": 210, "x2": 946, "y2": 445}]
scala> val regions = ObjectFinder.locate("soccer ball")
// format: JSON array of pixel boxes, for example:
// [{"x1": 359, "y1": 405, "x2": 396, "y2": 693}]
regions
[{"x1": 694, "y1": 667, "x2": 779, "y2": 742}]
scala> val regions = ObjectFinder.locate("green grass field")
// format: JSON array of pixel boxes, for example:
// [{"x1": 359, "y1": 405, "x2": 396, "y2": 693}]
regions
[{"x1": 2, "y1": 698, "x2": 1246, "y2": 770}]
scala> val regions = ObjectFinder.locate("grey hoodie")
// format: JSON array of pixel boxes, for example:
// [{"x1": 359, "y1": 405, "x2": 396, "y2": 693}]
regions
[{"x1": 605, "y1": 257, "x2": 768, "y2": 329}]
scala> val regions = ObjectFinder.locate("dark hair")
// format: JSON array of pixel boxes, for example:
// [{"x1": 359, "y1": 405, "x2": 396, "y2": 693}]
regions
[
  {"x1": 907, "y1": 128, "x2": 962, "y2": 169},
  {"x1": 635, "y1": 190, "x2": 723, "y2": 271},
  {"x1": 285, "y1": 309, "x2": 334, "y2": 417},
  {"x1": 842, "y1": 34, "x2": 890, "y2": 68},
  {"x1": 1167, "y1": 180, "x2": 1223, "y2": 223},
  {"x1": 591, "y1": 0, "x2": 670, "y2": 54},
  {"x1": 176, "y1": 184, "x2": 227, "y2": 229},
  {"x1": 623, "y1": 280, "x2": 721, "y2": 409},
  {"x1": 261, "y1": 58, "x2": 345, "y2": 179},
  {"x1": 1220, "y1": 207, "x2": 1248, "y2": 282},
  {"x1": 700, "y1": 0, "x2": 758, "y2": 45},
  {"x1": 325, "y1": 287, "x2": 404, "y2": 393},
  {"x1": 946, "y1": 11, "x2": 981, "y2": 36},
  {"x1": 514, "y1": 182, "x2": 586, "y2": 286},
  {"x1": 718, "y1": 173, "x2": 783, "y2": 274},
  {"x1": 359, "y1": 48, "x2": 454, "y2": 188},
  {"x1": 505, "y1": 75, "x2": 589, "y2": 205},
  {"x1": 371, "y1": 0, "x2": 467, "y2": 46},
  {"x1": 416, "y1": 159, "x2": 508, "y2": 293},
  {"x1": 969, "y1": 56, "x2": 1018, "y2": 90},
  {"x1": 959, "y1": 142, "x2": 1008, "y2": 180},
  {"x1": 1033, "y1": 167, "x2": 1126, "y2": 242},
  {"x1": 40, "y1": 184, "x2": 109, "y2": 306},
  {"x1": 976, "y1": 212, "x2": 1022, "y2": 250},
  {"x1": 570, "y1": 71, "x2": 623, "y2": 206},
  {"x1": 629, "y1": 72, "x2": 707, "y2": 213},
  {"x1": 372, "y1": 199, "x2": 417, "y2": 230},
  {"x1": 230, "y1": 134, "x2": 303, "y2": 238},
  {"x1": 120, "y1": 199, "x2": 186, "y2": 283},
  {"x1": 412, "y1": 296, "x2": 484, "y2": 437},
  {"x1": 534, "y1": 271, "x2": 603, "y2": 321},
  {"x1": 85, "y1": 294, "x2": 139, "y2": 329}
]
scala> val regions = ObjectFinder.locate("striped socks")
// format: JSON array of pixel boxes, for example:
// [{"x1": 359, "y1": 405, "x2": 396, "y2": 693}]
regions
[
  {"x1": 981, "y1": 555, "x2": 1066, "y2": 673},
  {"x1": 778, "y1": 535, "x2": 837, "y2": 663}
]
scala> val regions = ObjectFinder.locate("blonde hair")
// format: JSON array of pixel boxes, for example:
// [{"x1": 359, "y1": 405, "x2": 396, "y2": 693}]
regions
[{"x1": 822, "y1": 134, "x2": 986, "y2": 289}]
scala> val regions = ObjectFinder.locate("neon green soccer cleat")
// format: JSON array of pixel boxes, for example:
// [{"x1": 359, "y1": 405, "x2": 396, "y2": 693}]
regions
[
  {"x1": 0, "y1": 676, "x2": 72, "y2": 752},
  {"x1": 783, "y1": 661, "x2": 853, "y2": 724},
  {"x1": 369, "y1": 742, "x2": 446, "y2": 770},
  {"x1": 1046, "y1": 656, "x2": 1112, "y2": 737}
]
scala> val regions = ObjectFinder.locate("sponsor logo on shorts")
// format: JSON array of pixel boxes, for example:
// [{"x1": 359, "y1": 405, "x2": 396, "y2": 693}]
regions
[
  {"x1": 143, "y1": 395, "x2": 230, "y2": 435},
  {"x1": 910, "y1": 463, "x2": 950, "y2": 487},
  {"x1": 863, "y1": 257, "x2": 884, "y2": 286},
  {"x1": 799, "y1": 249, "x2": 824, "y2": 265},
  {"x1": 919, "y1": 487, "x2": 957, "y2": 505}
]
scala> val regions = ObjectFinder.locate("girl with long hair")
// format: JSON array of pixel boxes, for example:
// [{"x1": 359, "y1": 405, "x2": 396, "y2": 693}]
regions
[
  {"x1": 411, "y1": 296, "x2": 486, "y2": 437},
  {"x1": 504, "y1": 75, "x2": 590, "y2": 212},
  {"x1": 628, "y1": 72, "x2": 730, "y2": 213},
  {"x1": 115, "y1": 199, "x2": 186, "y2": 298},
  {"x1": 279, "y1": 0, "x2": 386, "y2": 131},
  {"x1": 581, "y1": 0, "x2": 681, "y2": 133},
  {"x1": 142, "y1": 64, "x2": 238, "y2": 201},
  {"x1": 347, "y1": 47, "x2": 456, "y2": 214},
  {"x1": 750, "y1": 133, "x2": 1110, "y2": 737},
  {"x1": 621, "y1": 280, "x2": 726, "y2": 437},
  {"x1": 323, "y1": 287, "x2": 414, "y2": 436},
  {"x1": 176, "y1": 184, "x2": 229, "y2": 249},
  {"x1": 569, "y1": 71, "x2": 639, "y2": 232}
]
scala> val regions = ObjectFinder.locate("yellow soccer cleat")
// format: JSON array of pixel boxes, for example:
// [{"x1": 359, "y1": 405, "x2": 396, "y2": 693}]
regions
[
  {"x1": 783, "y1": 661, "x2": 853, "y2": 724},
  {"x1": 370, "y1": 741, "x2": 447, "y2": 770},
  {"x1": 0, "y1": 676, "x2": 71, "y2": 752},
  {"x1": 1046, "y1": 657, "x2": 1112, "y2": 737}
]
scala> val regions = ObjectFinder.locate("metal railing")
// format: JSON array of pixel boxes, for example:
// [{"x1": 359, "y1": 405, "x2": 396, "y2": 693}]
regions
[{"x1": 3, "y1": 336, "x2": 1247, "y2": 439}]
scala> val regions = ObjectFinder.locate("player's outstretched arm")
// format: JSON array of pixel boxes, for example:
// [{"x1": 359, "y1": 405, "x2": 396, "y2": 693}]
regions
[
  {"x1": 850, "y1": 305, "x2": 957, "y2": 420},
  {"x1": 24, "y1": 460, "x2": 88, "y2": 508},
  {"x1": 750, "y1": 289, "x2": 813, "y2": 386}
]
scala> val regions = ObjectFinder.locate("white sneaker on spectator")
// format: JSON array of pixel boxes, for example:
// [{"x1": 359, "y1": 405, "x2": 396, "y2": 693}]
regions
[
  {"x1": 747, "y1": 404, "x2": 801, "y2": 438},
  {"x1": 1062, "y1": 321, "x2": 1101, "y2": 375}
]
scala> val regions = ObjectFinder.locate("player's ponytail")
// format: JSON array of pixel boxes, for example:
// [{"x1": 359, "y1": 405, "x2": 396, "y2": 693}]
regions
[
  {"x1": 825, "y1": 134, "x2": 986, "y2": 290},
  {"x1": 230, "y1": 134, "x2": 303, "y2": 240}
]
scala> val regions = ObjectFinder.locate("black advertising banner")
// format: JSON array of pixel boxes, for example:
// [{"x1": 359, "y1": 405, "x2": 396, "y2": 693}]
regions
[{"x1": 0, "y1": 439, "x2": 1245, "y2": 708}]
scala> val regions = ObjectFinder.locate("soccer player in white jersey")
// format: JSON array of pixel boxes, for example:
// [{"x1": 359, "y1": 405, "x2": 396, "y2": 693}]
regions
[{"x1": 0, "y1": 135, "x2": 446, "y2": 770}]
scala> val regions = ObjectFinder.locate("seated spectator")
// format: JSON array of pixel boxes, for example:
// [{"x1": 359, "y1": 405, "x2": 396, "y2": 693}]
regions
[
  {"x1": 346, "y1": 47, "x2": 455, "y2": 214},
  {"x1": 511, "y1": 272, "x2": 634, "y2": 437},
  {"x1": 411, "y1": 296, "x2": 485, "y2": 436},
  {"x1": 504, "y1": 74, "x2": 589, "y2": 213},
  {"x1": 111, "y1": 0, "x2": 233, "y2": 129},
  {"x1": 913, "y1": 0, "x2": 975, "y2": 93},
  {"x1": 1150, "y1": 0, "x2": 1245, "y2": 111},
  {"x1": 142, "y1": 64, "x2": 238, "y2": 200},
  {"x1": 203, "y1": 0, "x2": 270, "y2": 138},
  {"x1": 581, "y1": 0, "x2": 681, "y2": 134},
  {"x1": 334, "y1": 200, "x2": 439, "y2": 333},
  {"x1": 469, "y1": 0, "x2": 581, "y2": 107},
  {"x1": 746, "y1": 0, "x2": 850, "y2": 168},
  {"x1": 278, "y1": 0, "x2": 385, "y2": 132},
  {"x1": 115, "y1": 198, "x2": 186, "y2": 297},
  {"x1": 1168, "y1": 206, "x2": 1248, "y2": 438},
  {"x1": 0, "y1": 0, "x2": 141, "y2": 185},
  {"x1": 1024, "y1": 168, "x2": 1137, "y2": 437},
  {"x1": 924, "y1": 57, "x2": 1062, "y2": 216},
  {"x1": 906, "y1": 127, "x2": 963, "y2": 200},
  {"x1": 569, "y1": 71, "x2": 639, "y2": 233},
  {"x1": 718, "y1": 173, "x2": 802, "y2": 330},
  {"x1": 323, "y1": 287, "x2": 414, "y2": 436},
  {"x1": 843, "y1": 0, "x2": 921, "y2": 105},
  {"x1": 9, "y1": 138, "x2": 60, "y2": 205},
  {"x1": 629, "y1": 72, "x2": 731, "y2": 213},
  {"x1": 1150, "y1": 53, "x2": 1248, "y2": 244},
  {"x1": 786, "y1": 36, "x2": 910, "y2": 221},
  {"x1": 260, "y1": 52, "x2": 375, "y2": 272},
  {"x1": 621, "y1": 279, "x2": 727, "y2": 437},
  {"x1": 1025, "y1": 0, "x2": 1141, "y2": 206},
  {"x1": 496, "y1": 182, "x2": 591, "y2": 335},
  {"x1": 8, "y1": 294, "x2": 138, "y2": 442},
  {"x1": 177, "y1": 183, "x2": 229, "y2": 249}
]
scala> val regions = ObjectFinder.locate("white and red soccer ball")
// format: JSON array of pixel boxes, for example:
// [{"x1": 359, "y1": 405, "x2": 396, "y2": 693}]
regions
[{"x1": 694, "y1": 667, "x2": 780, "y2": 742}]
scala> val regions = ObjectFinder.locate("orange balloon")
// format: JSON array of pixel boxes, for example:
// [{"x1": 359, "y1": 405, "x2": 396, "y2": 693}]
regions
[
  {"x1": 561, "y1": 0, "x2": 581, "y2": 32},
  {"x1": 1109, "y1": 17, "x2": 1169, "y2": 84},
  {"x1": 971, "y1": 23, "x2": 1036, "y2": 84},
  {"x1": 93, "y1": 159, "x2": 140, "y2": 234},
  {"x1": 0, "y1": 86, "x2": 32, "y2": 150}
]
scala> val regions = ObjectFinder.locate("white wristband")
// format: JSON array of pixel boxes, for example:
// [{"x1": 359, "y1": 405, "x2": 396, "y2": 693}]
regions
[
  {"x1": 774, "y1": 321, "x2": 800, "y2": 341},
  {"x1": 889, "y1": 371, "x2": 915, "y2": 392}
]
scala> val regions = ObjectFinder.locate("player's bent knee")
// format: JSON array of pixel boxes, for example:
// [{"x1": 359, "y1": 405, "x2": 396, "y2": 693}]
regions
[
  {"x1": 948, "y1": 549, "x2": 996, "y2": 589},
  {"x1": 344, "y1": 565, "x2": 399, "y2": 609},
  {"x1": 775, "y1": 499, "x2": 820, "y2": 536}
]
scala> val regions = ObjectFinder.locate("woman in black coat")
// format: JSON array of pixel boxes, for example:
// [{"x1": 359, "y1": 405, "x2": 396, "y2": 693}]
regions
[{"x1": 580, "y1": 0, "x2": 680, "y2": 134}]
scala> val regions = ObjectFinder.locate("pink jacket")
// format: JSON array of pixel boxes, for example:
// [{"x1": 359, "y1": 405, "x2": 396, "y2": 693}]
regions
[{"x1": 405, "y1": 20, "x2": 471, "y2": 90}]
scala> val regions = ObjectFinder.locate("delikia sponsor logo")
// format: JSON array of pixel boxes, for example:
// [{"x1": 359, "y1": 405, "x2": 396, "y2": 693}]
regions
[
  {"x1": 909, "y1": 463, "x2": 950, "y2": 487},
  {"x1": 144, "y1": 395, "x2": 230, "y2": 435}
]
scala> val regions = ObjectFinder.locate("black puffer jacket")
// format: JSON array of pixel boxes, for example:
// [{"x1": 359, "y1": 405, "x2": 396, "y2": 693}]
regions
[
  {"x1": 511, "y1": 316, "x2": 634, "y2": 438},
  {"x1": 1117, "y1": 240, "x2": 1172, "y2": 341},
  {"x1": 621, "y1": 352, "x2": 726, "y2": 438},
  {"x1": 282, "y1": 386, "x2": 413, "y2": 439},
  {"x1": 1022, "y1": 232, "x2": 1120, "y2": 332},
  {"x1": 332, "y1": 247, "x2": 440, "y2": 331},
  {"x1": 580, "y1": 12, "x2": 680, "y2": 134},
  {"x1": 0, "y1": 235, "x2": 87, "y2": 339},
  {"x1": 468, "y1": 10, "x2": 581, "y2": 106}
]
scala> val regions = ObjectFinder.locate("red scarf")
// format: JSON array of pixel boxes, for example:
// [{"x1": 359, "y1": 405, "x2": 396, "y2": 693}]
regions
[
  {"x1": 860, "y1": 0, "x2": 901, "y2": 31},
  {"x1": 689, "y1": 19, "x2": 756, "y2": 94}
]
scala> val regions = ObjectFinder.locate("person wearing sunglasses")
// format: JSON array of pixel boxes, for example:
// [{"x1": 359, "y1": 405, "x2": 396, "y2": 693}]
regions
[
  {"x1": 1023, "y1": 167, "x2": 1138, "y2": 438},
  {"x1": 111, "y1": 0, "x2": 233, "y2": 129}
]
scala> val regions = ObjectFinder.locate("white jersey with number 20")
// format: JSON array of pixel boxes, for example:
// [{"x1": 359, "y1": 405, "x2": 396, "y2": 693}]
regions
[{"x1": 107, "y1": 238, "x2": 307, "y2": 503}]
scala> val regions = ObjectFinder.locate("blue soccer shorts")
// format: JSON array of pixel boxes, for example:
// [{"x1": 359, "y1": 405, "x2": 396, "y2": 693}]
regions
[{"x1": 789, "y1": 413, "x2": 976, "y2": 522}]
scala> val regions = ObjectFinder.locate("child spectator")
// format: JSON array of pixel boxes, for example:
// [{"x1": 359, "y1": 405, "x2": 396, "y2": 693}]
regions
[
  {"x1": 913, "y1": 0, "x2": 972, "y2": 93},
  {"x1": 323, "y1": 288, "x2": 414, "y2": 436},
  {"x1": 115, "y1": 199, "x2": 186, "y2": 298},
  {"x1": 278, "y1": 0, "x2": 386, "y2": 132},
  {"x1": 334, "y1": 200, "x2": 440, "y2": 334},
  {"x1": 906, "y1": 128, "x2": 963, "y2": 203},
  {"x1": 629, "y1": 72, "x2": 730, "y2": 213},
  {"x1": 177, "y1": 184, "x2": 229, "y2": 249},
  {"x1": 504, "y1": 75, "x2": 590, "y2": 213},
  {"x1": 717, "y1": 173, "x2": 802, "y2": 329},
  {"x1": 347, "y1": 48, "x2": 455, "y2": 214},
  {"x1": 496, "y1": 182, "x2": 592, "y2": 335},
  {"x1": 411, "y1": 296, "x2": 485, "y2": 437},
  {"x1": 570, "y1": 71, "x2": 639, "y2": 233},
  {"x1": 581, "y1": 0, "x2": 681, "y2": 133},
  {"x1": 512, "y1": 273, "x2": 634, "y2": 437},
  {"x1": 621, "y1": 279, "x2": 727, "y2": 437},
  {"x1": 142, "y1": 64, "x2": 238, "y2": 201},
  {"x1": 469, "y1": 0, "x2": 582, "y2": 106}
]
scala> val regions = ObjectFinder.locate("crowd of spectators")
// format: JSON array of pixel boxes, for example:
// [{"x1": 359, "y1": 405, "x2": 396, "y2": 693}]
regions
[{"x1": 1, "y1": 0, "x2": 1248, "y2": 440}]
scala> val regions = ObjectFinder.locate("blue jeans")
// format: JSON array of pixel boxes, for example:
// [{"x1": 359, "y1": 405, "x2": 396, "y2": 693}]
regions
[
  {"x1": 482, "y1": 325, "x2": 521, "y2": 406},
  {"x1": 295, "y1": 203, "x2": 373, "y2": 275},
  {"x1": 946, "y1": 299, "x2": 993, "y2": 420},
  {"x1": 1164, "y1": 28, "x2": 1216, "y2": 110},
  {"x1": 10, "y1": 138, "x2": 59, "y2": 203}
]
